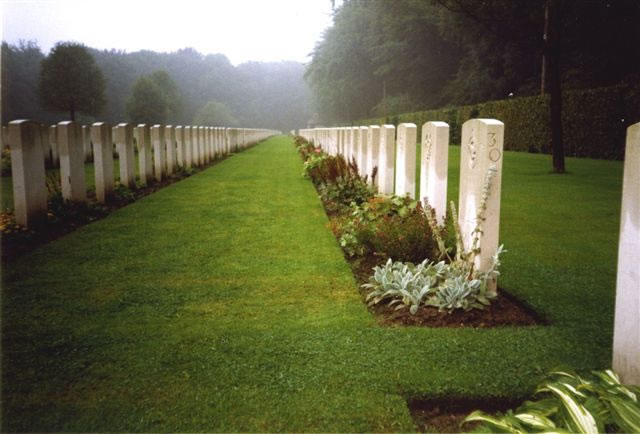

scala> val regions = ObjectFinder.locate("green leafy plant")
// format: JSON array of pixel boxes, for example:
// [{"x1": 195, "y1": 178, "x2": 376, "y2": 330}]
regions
[
  {"x1": 317, "y1": 175, "x2": 375, "y2": 213},
  {"x1": 302, "y1": 151, "x2": 330, "y2": 179},
  {"x1": 363, "y1": 246, "x2": 501, "y2": 314},
  {"x1": 463, "y1": 369, "x2": 640, "y2": 433},
  {"x1": 363, "y1": 165, "x2": 505, "y2": 314}
]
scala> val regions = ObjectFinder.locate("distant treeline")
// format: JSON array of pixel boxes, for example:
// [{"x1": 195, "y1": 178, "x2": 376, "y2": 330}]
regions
[
  {"x1": 306, "y1": 0, "x2": 640, "y2": 125},
  {"x1": 1, "y1": 41, "x2": 312, "y2": 132}
]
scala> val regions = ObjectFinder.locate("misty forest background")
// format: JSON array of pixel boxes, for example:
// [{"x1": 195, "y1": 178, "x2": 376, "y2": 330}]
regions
[{"x1": 2, "y1": 0, "x2": 640, "y2": 139}]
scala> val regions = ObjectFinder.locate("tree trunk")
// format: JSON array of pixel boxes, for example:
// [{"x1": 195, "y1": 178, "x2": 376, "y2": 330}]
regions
[
  {"x1": 541, "y1": 0, "x2": 549, "y2": 94},
  {"x1": 544, "y1": 0, "x2": 565, "y2": 173}
]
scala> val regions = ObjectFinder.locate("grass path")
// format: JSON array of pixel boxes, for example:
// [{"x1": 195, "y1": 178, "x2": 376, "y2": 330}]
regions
[{"x1": 2, "y1": 136, "x2": 623, "y2": 431}]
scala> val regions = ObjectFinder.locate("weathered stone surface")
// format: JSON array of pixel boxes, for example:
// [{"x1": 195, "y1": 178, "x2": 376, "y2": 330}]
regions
[
  {"x1": 378, "y1": 125, "x2": 395, "y2": 195},
  {"x1": 175, "y1": 126, "x2": 185, "y2": 167},
  {"x1": 420, "y1": 121, "x2": 450, "y2": 224},
  {"x1": 198, "y1": 126, "x2": 206, "y2": 165},
  {"x1": 57, "y1": 121, "x2": 87, "y2": 202},
  {"x1": 367, "y1": 126, "x2": 380, "y2": 186},
  {"x1": 151, "y1": 125, "x2": 166, "y2": 181},
  {"x1": 359, "y1": 127, "x2": 369, "y2": 177},
  {"x1": 613, "y1": 121, "x2": 640, "y2": 385},
  {"x1": 91, "y1": 122, "x2": 114, "y2": 203},
  {"x1": 184, "y1": 126, "x2": 192, "y2": 168},
  {"x1": 351, "y1": 127, "x2": 361, "y2": 169},
  {"x1": 165, "y1": 125, "x2": 176, "y2": 175},
  {"x1": 394, "y1": 123, "x2": 417, "y2": 198},
  {"x1": 191, "y1": 126, "x2": 200, "y2": 166},
  {"x1": 135, "y1": 124, "x2": 153, "y2": 185},
  {"x1": 458, "y1": 119, "x2": 505, "y2": 293},
  {"x1": 115, "y1": 123, "x2": 136, "y2": 188},
  {"x1": 9, "y1": 120, "x2": 47, "y2": 226}
]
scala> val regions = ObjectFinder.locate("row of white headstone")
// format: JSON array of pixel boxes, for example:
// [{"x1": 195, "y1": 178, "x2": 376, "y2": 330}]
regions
[
  {"x1": 5, "y1": 120, "x2": 279, "y2": 228},
  {"x1": 300, "y1": 120, "x2": 639, "y2": 386},
  {"x1": 300, "y1": 119, "x2": 505, "y2": 295}
]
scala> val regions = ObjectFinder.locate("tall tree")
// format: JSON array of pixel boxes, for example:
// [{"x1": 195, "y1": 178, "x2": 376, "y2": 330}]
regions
[
  {"x1": 193, "y1": 101, "x2": 238, "y2": 126},
  {"x1": 39, "y1": 42, "x2": 106, "y2": 120},
  {"x1": 126, "y1": 76, "x2": 169, "y2": 125}
]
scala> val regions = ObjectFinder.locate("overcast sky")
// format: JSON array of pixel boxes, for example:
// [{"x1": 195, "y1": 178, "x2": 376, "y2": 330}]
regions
[{"x1": 1, "y1": 0, "x2": 336, "y2": 65}]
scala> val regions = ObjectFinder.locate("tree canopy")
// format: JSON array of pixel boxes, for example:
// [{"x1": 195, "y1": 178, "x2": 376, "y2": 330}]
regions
[
  {"x1": 126, "y1": 74, "x2": 170, "y2": 125},
  {"x1": 305, "y1": 0, "x2": 640, "y2": 125},
  {"x1": 3, "y1": 42, "x2": 311, "y2": 132},
  {"x1": 38, "y1": 42, "x2": 106, "y2": 120},
  {"x1": 193, "y1": 101, "x2": 238, "y2": 126}
]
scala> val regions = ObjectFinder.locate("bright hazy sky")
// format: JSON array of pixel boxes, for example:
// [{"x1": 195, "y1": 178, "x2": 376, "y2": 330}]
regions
[{"x1": 1, "y1": 0, "x2": 337, "y2": 65}]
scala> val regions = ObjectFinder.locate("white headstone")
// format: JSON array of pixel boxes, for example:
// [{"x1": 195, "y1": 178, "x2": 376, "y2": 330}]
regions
[
  {"x1": 165, "y1": 125, "x2": 176, "y2": 175},
  {"x1": 198, "y1": 126, "x2": 206, "y2": 165},
  {"x1": 367, "y1": 126, "x2": 380, "y2": 186},
  {"x1": 458, "y1": 119, "x2": 504, "y2": 293},
  {"x1": 378, "y1": 125, "x2": 395, "y2": 195},
  {"x1": 91, "y1": 122, "x2": 114, "y2": 203},
  {"x1": 191, "y1": 126, "x2": 200, "y2": 166},
  {"x1": 57, "y1": 121, "x2": 86, "y2": 202},
  {"x1": 151, "y1": 125, "x2": 166, "y2": 181},
  {"x1": 184, "y1": 126, "x2": 192, "y2": 168},
  {"x1": 135, "y1": 124, "x2": 153, "y2": 185},
  {"x1": 115, "y1": 123, "x2": 136, "y2": 188},
  {"x1": 359, "y1": 126, "x2": 369, "y2": 178},
  {"x1": 420, "y1": 121, "x2": 450, "y2": 224},
  {"x1": 613, "y1": 121, "x2": 640, "y2": 385},
  {"x1": 395, "y1": 123, "x2": 417, "y2": 198},
  {"x1": 175, "y1": 126, "x2": 185, "y2": 167},
  {"x1": 9, "y1": 120, "x2": 47, "y2": 226},
  {"x1": 352, "y1": 127, "x2": 361, "y2": 169}
]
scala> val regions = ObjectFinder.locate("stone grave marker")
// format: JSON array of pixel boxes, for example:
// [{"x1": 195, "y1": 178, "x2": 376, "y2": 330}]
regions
[
  {"x1": 135, "y1": 124, "x2": 153, "y2": 185},
  {"x1": 151, "y1": 125, "x2": 166, "y2": 181},
  {"x1": 458, "y1": 118, "x2": 505, "y2": 293},
  {"x1": 165, "y1": 125, "x2": 176, "y2": 175},
  {"x1": 378, "y1": 125, "x2": 396, "y2": 195},
  {"x1": 420, "y1": 121, "x2": 449, "y2": 224},
  {"x1": 91, "y1": 122, "x2": 114, "y2": 203},
  {"x1": 9, "y1": 120, "x2": 47, "y2": 226},
  {"x1": 367, "y1": 125, "x2": 380, "y2": 186},
  {"x1": 57, "y1": 121, "x2": 87, "y2": 203},
  {"x1": 175, "y1": 126, "x2": 185, "y2": 167},
  {"x1": 613, "y1": 121, "x2": 640, "y2": 385},
  {"x1": 394, "y1": 123, "x2": 417, "y2": 198},
  {"x1": 115, "y1": 123, "x2": 136, "y2": 188}
]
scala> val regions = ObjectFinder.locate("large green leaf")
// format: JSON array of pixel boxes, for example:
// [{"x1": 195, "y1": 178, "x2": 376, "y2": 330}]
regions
[
  {"x1": 604, "y1": 396, "x2": 640, "y2": 433},
  {"x1": 545, "y1": 383, "x2": 598, "y2": 434}
]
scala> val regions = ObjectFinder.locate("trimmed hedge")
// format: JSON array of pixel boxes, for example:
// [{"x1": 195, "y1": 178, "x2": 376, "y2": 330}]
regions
[{"x1": 354, "y1": 84, "x2": 639, "y2": 160}]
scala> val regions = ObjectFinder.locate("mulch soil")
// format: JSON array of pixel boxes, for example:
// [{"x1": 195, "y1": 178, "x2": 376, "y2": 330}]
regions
[
  {"x1": 408, "y1": 397, "x2": 523, "y2": 433},
  {"x1": 347, "y1": 253, "x2": 543, "y2": 328}
]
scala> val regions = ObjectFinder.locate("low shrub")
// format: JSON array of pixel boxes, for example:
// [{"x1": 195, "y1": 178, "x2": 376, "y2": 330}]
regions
[
  {"x1": 363, "y1": 164, "x2": 505, "y2": 314},
  {"x1": 363, "y1": 245, "x2": 502, "y2": 315},
  {"x1": 464, "y1": 369, "x2": 640, "y2": 433}
]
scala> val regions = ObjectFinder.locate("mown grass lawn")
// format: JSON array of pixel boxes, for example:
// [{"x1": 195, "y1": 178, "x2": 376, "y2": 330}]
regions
[{"x1": 1, "y1": 135, "x2": 623, "y2": 431}]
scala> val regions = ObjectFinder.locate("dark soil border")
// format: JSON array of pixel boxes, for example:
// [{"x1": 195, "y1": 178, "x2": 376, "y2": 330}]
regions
[
  {"x1": 407, "y1": 396, "x2": 524, "y2": 433},
  {"x1": 347, "y1": 253, "x2": 546, "y2": 328}
]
